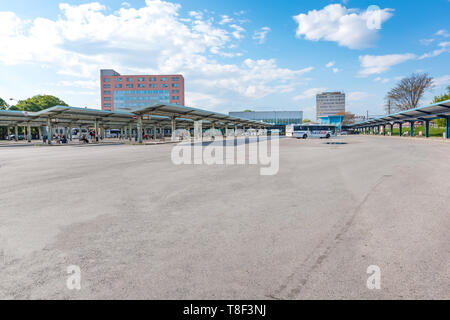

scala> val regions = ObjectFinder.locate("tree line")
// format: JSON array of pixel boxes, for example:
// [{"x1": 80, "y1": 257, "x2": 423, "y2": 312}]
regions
[
  {"x1": 0, "y1": 95, "x2": 68, "y2": 138},
  {"x1": 0, "y1": 95, "x2": 68, "y2": 111}
]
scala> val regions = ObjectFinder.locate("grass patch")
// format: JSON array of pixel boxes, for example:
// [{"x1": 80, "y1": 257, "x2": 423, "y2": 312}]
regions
[{"x1": 388, "y1": 126, "x2": 445, "y2": 137}]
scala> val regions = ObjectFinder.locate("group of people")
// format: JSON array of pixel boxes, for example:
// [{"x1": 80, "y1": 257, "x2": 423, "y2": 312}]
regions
[
  {"x1": 79, "y1": 130, "x2": 102, "y2": 144},
  {"x1": 42, "y1": 133, "x2": 68, "y2": 144}
]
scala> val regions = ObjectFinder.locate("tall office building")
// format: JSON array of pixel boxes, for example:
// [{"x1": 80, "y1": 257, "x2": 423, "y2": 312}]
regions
[
  {"x1": 100, "y1": 69, "x2": 185, "y2": 111},
  {"x1": 316, "y1": 92, "x2": 345, "y2": 120}
]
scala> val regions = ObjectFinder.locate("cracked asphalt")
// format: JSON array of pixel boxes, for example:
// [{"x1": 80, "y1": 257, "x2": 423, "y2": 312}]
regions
[{"x1": 0, "y1": 135, "x2": 449, "y2": 299}]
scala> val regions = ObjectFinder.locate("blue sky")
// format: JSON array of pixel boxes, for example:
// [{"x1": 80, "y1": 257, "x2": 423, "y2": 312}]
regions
[{"x1": 0, "y1": 0, "x2": 449, "y2": 119}]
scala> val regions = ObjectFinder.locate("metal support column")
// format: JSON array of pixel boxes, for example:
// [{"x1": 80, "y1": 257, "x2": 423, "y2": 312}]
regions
[
  {"x1": 171, "y1": 117, "x2": 176, "y2": 141},
  {"x1": 47, "y1": 118, "x2": 52, "y2": 144},
  {"x1": 14, "y1": 125, "x2": 18, "y2": 141},
  {"x1": 137, "y1": 116, "x2": 143, "y2": 143},
  {"x1": 399, "y1": 123, "x2": 402, "y2": 137},
  {"x1": 410, "y1": 121, "x2": 414, "y2": 137},
  {"x1": 69, "y1": 123, "x2": 73, "y2": 141},
  {"x1": 425, "y1": 120, "x2": 429, "y2": 138},
  {"x1": 153, "y1": 125, "x2": 157, "y2": 139},
  {"x1": 7, "y1": 126, "x2": 10, "y2": 140},
  {"x1": 94, "y1": 120, "x2": 99, "y2": 143},
  {"x1": 390, "y1": 123, "x2": 394, "y2": 136},
  {"x1": 446, "y1": 117, "x2": 450, "y2": 139},
  {"x1": 128, "y1": 123, "x2": 132, "y2": 141},
  {"x1": 27, "y1": 122, "x2": 31, "y2": 142}
]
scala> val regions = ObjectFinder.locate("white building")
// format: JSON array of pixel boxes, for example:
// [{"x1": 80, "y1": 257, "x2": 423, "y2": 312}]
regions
[{"x1": 316, "y1": 92, "x2": 345, "y2": 120}]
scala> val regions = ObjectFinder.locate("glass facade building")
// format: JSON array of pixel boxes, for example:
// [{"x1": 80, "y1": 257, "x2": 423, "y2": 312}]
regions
[
  {"x1": 229, "y1": 111, "x2": 303, "y2": 133},
  {"x1": 100, "y1": 69, "x2": 185, "y2": 111}
]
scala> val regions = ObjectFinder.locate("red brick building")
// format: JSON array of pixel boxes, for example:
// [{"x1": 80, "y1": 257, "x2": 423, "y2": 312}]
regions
[{"x1": 100, "y1": 69, "x2": 185, "y2": 111}]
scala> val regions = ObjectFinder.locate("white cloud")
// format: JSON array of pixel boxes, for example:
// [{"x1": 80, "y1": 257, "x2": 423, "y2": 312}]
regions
[
  {"x1": 418, "y1": 41, "x2": 450, "y2": 59},
  {"x1": 325, "y1": 61, "x2": 335, "y2": 68},
  {"x1": 188, "y1": 10, "x2": 203, "y2": 20},
  {"x1": 0, "y1": 0, "x2": 313, "y2": 108},
  {"x1": 347, "y1": 91, "x2": 371, "y2": 101},
  {"x1": 293, "y1": 87, "x2": 326, "y2": 101},
  {"x1": 253, "y1": 27, "x2": 270, "y2": 44},
  {"x1": 230, "y1": 24, "x2": 245, "y2": 39},
  {"x1": 293, "y1": 4, "x2": 393, "y2": 49},
  {"x1": 358, "y1": 40, "x2": 449, "y2": 76},
  {"x1": 358, "y1": 53, "x2": 416, "y2": 76},
  {"x1": 374, "y1": 77, "x2": 390, "y2": 84},
  {"x1": 435, "y1": 29, "x2": 450, "y2": 37},
  {"x1": 420, "y1": 38, "x2": 435, "y2": 46},
  {"x1": 332, "y1": 68, "x2": 340, "y2": 73},
  {"x1": 433, "y1": 75, "x2": 450, "y2": 88},
  {"x1": 58, "y1": 79, "x2": 99, "y2": 89},
  {"x1": 219, "y1": 15, "x2": 232, "y2": 25}
]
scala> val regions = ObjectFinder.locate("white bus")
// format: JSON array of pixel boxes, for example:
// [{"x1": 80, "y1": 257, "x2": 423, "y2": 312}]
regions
[{"x1": 291, "y1": 124, "x2": 336, "y2": 139}]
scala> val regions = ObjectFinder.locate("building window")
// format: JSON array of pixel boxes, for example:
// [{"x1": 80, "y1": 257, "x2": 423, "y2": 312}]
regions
[
  {"x1": 103, "y1": 90, "x2": 111, "y2": 95},
  {"x1": 103, "y1": 84, "x2": 111, "y2": 88},
  {"x1": 115, "y1": 84, "x2": 122, "y2": 88},
  {"x1": 172, "y1": 96, "x2": 179, "y2": 100},
  {"x1": 116, "y1": 78, "x2": 122, "y2": 82},
  {"x1": 149, "y1": 77, "x2": 156, "y2": 81},
  {"x1": 149, "y1": 84, "x2": 157, "y2": 88},
  {"x1": 172, "y1": 83, "x2": 179, "y2": 88},
  {"x1": 137, "y1": 77, "x2": 145, "y2": 82},
  {"x1": 160, "y1": 77, "x2": 169, "y2": 81},
  {"x1": 103, "y1": 78, "x2": 111, "y2": 82},
  {"x1": 126, "y1": 84, "x2": 134, "y2": 88},
  {"x1": 161, "y1": 84, "x2": 168, "y2": 88},
  {"x1": 104, "y1": 103, "x2": 111, "y2": 107},
  {"x1": 126, "y1": 77, "x2": 134, "y2": 82},
  {"x1": 104, "y1": 97, "x2": 111, "y2": 101},
  {"x1": 171, "y1": 77, "x2": 180, "y2": 81},
  {"x1": 172, "y1": 90, "x2": 179, "y2": 94},
  {"x1": 137, "y1": 84, "x2": 145, "y2": 88}
]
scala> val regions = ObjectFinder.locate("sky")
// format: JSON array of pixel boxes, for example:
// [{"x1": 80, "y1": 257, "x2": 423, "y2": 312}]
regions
[{"x1": 0, "y1": 0, "x2": 449, "y2": 119}]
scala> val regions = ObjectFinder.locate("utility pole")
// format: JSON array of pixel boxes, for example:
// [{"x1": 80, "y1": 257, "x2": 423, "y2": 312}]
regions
[{"x1": 387, "y1": 99, "x2": 391, "y2": 115}]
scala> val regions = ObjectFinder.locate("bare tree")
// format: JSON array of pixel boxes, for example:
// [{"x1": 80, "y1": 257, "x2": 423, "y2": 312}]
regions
[
  {"x1": 336, "y1": 111, "x2": 356, "y2": 125},
  {"x1": 386, "y1": 73, "x2": 433, "y2": 113}
]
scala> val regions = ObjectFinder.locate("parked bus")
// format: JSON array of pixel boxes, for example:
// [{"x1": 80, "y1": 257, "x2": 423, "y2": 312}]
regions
[
  {"x1": 290, "y1": 124, "x2": 336, "y2": 139},
  {"x1": 286, "y1": 124, "x2": 296, "y2": 137}
]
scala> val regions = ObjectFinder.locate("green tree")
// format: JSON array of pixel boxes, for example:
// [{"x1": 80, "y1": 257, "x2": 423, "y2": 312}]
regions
[
  {"x1": 386, "y1": 73, "x2": 434, "y2": 112},
  {"x1": 0, "y1": 97, "x2": 8, "y2": 110},
  {"x1": 10, "y1": 95, "x2": 68, "y2": 112},
  {"x1": 242, "y1": 109, "x2": 253, "y2": 112},
  {"x1": 431, "y1": 87, "x2": 450, "y2": 127},
  {"x1": 302, "y1": 119, "x2": 311, "y2": 123}
]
